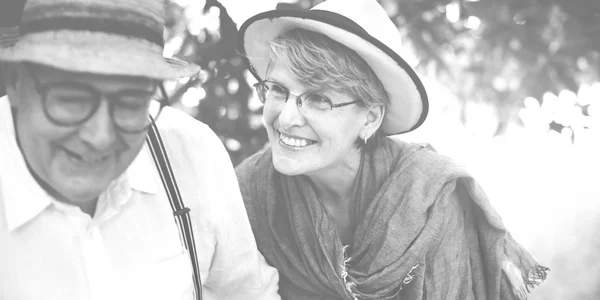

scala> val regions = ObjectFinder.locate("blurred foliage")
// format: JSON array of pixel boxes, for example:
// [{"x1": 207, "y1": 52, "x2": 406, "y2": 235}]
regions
[
  {"x1": 164, "y1": 0, "x2": 268, "y2": 165},
  {"x1": 166, "y1": 0, "x2": 599, "y2": 164},
  {"x1": 386, "y1": 0, "x2": 600, "y2": 139}
]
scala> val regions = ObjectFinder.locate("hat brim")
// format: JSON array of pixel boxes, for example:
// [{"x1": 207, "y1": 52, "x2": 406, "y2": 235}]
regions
[
  {"x1": 0, "y1": 31, "x2": 199, "y2": 80},
  {"x1": 239, "y1": 10, "x2": 428, "y2": 135}
]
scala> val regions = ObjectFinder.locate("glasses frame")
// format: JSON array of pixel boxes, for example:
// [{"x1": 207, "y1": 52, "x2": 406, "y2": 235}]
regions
[
  {"x1": 253, "y1": 80, "x2": 361, "y2": 111},
  {"x1": 25, "y1": 63, "x2": 169, "y2": 134}
]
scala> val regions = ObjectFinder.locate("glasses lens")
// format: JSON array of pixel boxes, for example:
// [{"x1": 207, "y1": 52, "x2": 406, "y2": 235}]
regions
[
  {"x1": 113, "y1": 90, "x2": 161, "y2": 132},
  {"x1": 264, "y1": 82, "x2": 288, "y2": 101},
  {"x1": 301, "y1": 93, "x2": 332, "y2": 111},
  {"x1": 45, "y1": 84, "x2": 97, "y2": 124}
]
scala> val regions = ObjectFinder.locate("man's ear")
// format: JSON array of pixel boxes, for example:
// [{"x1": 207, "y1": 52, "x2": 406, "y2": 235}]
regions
[
  {"x1": 2, "y1": 62, "x2": 24, "y2": 106},
  {"x1": 2, "y1": 62, "x2": 18, "y2": 87},
  {"x1": 361, "y1": 104, "x2": 385, "y2": 140}
]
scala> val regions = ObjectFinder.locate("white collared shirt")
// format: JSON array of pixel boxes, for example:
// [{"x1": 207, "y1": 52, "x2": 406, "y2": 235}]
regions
[{"x1": 0, "y1": 96, "x2": 280, "y2": 300}]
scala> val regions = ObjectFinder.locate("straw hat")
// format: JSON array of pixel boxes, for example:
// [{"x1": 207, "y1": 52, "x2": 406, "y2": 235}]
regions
[
  {"x1": 0, "y1": 0, "x2": 199, "y2": 80},
  {"x1": 239, "y1": 0, "x2": 429, "y2": 135}
]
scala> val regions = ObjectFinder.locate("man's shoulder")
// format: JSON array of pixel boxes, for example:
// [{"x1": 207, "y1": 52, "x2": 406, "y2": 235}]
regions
[
  {"x1": 155, "y1": 106, "x2": 214, "y2": 139},
  {"x1": 154, "y1": 106, "x2": 225, "y2": 154},
  {"x1": 150, "y1": 107, "x2": 237, "y2": 220},
  {"x1": 151, "y1": 106, "x2": 232, "y2": 183}
]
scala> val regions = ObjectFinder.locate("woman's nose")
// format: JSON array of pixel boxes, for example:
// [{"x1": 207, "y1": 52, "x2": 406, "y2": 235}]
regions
[{"x1": 277, "y1": 95, "x2": 305, "y2": 129}]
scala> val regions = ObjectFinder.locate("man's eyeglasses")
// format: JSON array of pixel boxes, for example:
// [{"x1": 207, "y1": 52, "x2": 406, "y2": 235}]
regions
[
  {"x1": 25, "y1": 64, "x2": 168, "y2": 133},
  {"x1": 253, "y1": 80, "x2": 360, "y2": 114}
]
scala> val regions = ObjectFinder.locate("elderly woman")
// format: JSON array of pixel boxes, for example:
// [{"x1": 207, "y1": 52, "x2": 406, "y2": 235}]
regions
[{"x1": 235, "y1": 0, "x2": 547, "y2": 299}]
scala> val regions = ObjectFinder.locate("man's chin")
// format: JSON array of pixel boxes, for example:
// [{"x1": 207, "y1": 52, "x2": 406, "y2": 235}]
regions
[{"x1": 52, "y1": 179, "x2": 110, "y2": 205}]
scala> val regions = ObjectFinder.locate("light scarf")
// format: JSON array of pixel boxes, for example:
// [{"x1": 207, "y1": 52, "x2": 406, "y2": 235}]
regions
[{"x1": 236, "y1": 136, "x2": 547, "y2": 300}]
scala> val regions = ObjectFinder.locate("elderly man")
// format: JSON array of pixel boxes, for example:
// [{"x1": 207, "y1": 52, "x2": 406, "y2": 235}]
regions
[{"x1": 0, "y1": 0, "x2": 279, "y2": 299}]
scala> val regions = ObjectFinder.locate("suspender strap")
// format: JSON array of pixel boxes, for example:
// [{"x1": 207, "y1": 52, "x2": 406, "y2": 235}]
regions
[{"x1": 146, "y1": 120, "x2": 203, "y2": 300}]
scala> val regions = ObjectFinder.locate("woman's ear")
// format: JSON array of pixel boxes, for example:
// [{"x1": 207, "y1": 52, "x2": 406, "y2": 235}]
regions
[{"x1": 361, "y1": 104, "x2": 385, "y2": 139}]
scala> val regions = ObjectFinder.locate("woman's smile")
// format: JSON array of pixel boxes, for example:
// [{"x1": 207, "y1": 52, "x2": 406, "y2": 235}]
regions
[{"x1": 278, "y1": 131, "x2": 317, "y2": 148}]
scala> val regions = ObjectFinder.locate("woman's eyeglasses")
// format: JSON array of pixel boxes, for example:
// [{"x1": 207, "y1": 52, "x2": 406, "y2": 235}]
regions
[{"x1": 253, "y1": 80, "x2": 360, "y2": 114}]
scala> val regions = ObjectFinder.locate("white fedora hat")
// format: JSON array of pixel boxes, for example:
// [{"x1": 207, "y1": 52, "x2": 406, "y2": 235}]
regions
[
  {"x1": 0, "y1": 0, "x2": 199, "y2": 80},
  {"x1": 239, "y1": 0, "x2": 429, "y2": 135}
]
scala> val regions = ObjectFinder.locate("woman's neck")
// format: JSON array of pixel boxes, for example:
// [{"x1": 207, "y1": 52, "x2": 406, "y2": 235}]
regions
[{"x1": 306, "y1": 147, "x2": 363, "y2": 207}]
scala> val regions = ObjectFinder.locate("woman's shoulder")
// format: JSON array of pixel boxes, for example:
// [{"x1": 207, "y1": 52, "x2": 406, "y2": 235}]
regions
[
  {"x1": 235, "y1": 146, "x2": 272, "y2": 177},
  {"x1": 234, "y1": 145, "x2": 272, "y2": 190},
  {"x1": 387, "y1": 136, "x2": 469, "y2": 178}
]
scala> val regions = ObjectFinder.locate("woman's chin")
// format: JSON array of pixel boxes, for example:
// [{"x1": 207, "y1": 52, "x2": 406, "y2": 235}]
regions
[{"x1": 272, "y1": 155, "x2": 308, "y2": 176}]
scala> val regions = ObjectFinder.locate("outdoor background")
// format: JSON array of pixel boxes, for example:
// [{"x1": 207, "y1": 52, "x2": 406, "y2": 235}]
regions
[{"x1": 2, "y1": 0, "x2": 599, "y2": 299}]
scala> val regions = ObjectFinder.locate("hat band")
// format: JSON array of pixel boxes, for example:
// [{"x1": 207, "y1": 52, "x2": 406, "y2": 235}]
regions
[
  {"x1": 0, "y1": 26, "x2": 20, "y2": 48},
  {"x1": 20, "y1": 16, "x2": 164, "y2": 47}
]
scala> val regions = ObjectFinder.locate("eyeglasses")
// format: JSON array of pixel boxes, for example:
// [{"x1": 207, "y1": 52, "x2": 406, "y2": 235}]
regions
[
  {"x1": 253, "y1": 80, "x2": 360, "y2": 114},
  {"x1": 25, "y1": 64, "x2": 168, "y2": 133}
]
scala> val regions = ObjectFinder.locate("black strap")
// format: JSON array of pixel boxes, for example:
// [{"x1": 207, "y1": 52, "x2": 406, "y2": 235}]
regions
[{"x1": 146, "y1": 120, "x2": 203, "y2": 300}]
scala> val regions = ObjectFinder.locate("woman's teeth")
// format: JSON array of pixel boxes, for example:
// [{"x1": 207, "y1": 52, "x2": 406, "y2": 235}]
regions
[{"x1": 279, "y1": 133, "x2": 314, "y2": 147}]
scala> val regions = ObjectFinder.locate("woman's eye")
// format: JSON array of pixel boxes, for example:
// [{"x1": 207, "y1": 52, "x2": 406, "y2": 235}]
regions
[
  {"x1": 269, "y1": 84, "x2": 287, "y2": 95},
  {"x1": 305, "y1": 93, "x2": 328, "y2": 104},
  {"x1": 306, "y1": 93, "x2": 328, "y2": 102}
]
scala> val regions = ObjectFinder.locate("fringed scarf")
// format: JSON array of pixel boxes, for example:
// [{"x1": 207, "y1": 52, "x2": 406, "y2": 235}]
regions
[{"x1": 236, "y1": 136, "x2": 548, "y2": 300}]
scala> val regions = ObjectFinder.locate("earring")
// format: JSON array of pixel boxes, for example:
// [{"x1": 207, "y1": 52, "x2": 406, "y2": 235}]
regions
[{"x1": 363, "y1": 135, "x2": 368, "y2": 145}]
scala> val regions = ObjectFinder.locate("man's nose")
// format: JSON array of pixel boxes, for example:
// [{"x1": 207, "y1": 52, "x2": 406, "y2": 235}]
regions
[
  {"x1": 277, "y1": 96, "x2": 306, "y2": 129},
  {"x1": 77, "y1": 100, "x2": 120, "y2": 152}
]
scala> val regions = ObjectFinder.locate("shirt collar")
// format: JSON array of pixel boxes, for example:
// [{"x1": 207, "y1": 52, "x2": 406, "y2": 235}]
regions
[
  {"x1": 95, "y1": 144, "x2": 159, "y2": 214},
  {"x1": 126, "y1": 143, "x2": 159, "y2": 196},
  {"x1": 0, "y1": 96, "x2": 53, "y2": 231}
]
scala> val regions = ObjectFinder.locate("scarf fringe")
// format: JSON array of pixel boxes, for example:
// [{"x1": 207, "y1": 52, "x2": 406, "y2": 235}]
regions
[
  {"x1": 524, "y1": 265, "x2": 550, "y2": 292},
  {"x1": 340, "y1": 245, "x2": 359, "y2": 300},
  {"x1": 339, "y1": 246, "x2": 421, "y2": 300},
  {"x1": 401, "y1": 263, "x2": 420, "y2": 287},
  {"x1": 504, "y1": 258, "x2": 550, "y2": 300}
]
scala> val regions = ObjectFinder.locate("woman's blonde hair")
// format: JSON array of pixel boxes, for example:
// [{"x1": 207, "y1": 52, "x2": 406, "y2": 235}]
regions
[{"x1": 266, "y1": 28, "x2": 388, "y2": 108}]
